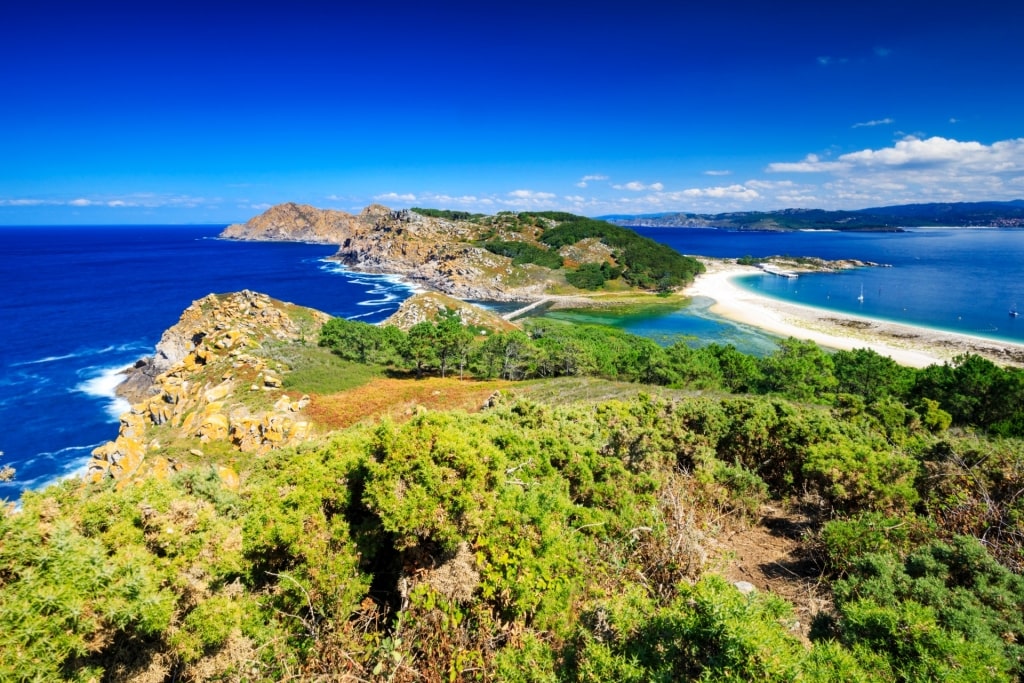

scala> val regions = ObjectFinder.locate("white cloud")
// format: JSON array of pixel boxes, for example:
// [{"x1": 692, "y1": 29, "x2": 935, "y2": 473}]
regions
[
  {"x1": 704, "y1": 170, "x2": 731, "y2": 176},
  {"x1": 762, "y1": 136, "x2": 1024, "y2": 208},
  {"x1": 0, "y1": 198, "x2": 45, "y2": 206},
  {"x1": 677, "y1": 184, "x2": 761, "y2": 201},
  {"x1": 841, "y1": 136, "x2": 1024, "y2": 172},
  {"x1": 508, "y1": 189, "x2": 556, "y2": 200},
  {"x1": 767, "y1": 153, "x2": 846, "y2": 173},
  {"x1": 0, "y1": 193, "x2": 218, "y2": 210},
  {"x1": 612, "y1": 181, "x2": 663, "y2": 191},
  {"x1": 852, "y1": 117, "x2": 894, "y2": 128},
  {"x1": 745, "y1": 179, "x2": 795, "y2": 190},
  {"x1": 373, "y1": 192, "x2": 418, "y2": 203},
  {"x1": 576, "y1": 174, "x2": 608, "y2": 188}
]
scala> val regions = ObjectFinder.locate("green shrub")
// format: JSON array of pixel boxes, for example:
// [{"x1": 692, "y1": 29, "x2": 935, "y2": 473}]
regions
[
  {"x1": 818, "y1": 512, "x2": 936, "y2": 576},
  {"x1": 804, "y1": 437, "x2": 920, "y2": 514},
  {"x1": 828, "y1": 537, "x2": 1024, "y2": 681}
]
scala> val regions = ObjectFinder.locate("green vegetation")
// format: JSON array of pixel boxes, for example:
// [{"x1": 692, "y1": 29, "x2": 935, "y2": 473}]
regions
[
  {"x1": 318, "y1": 317, "x2": 1024, "y2": 442},
  {"x1": 534, "y1": 213, "x2": 705, "y2": 291},
  {"x1": 564, "y1": 261, "x2": 622, "y2": 289},
  {"x1": 5, "y1": 308, "x2": 1024, "y2": 680},
  {"x1": 407, "y1": 209, "x2": 706, "y2": 293},
  {"x1": 278, "y1": 345, "x2": 384, "y2": 394},
  {"x1": 482, "y1": 240, "x2": 564, "y2": 269},
  {"x1": 409, "y1": 207, "x2": 486, "y2": 221}
]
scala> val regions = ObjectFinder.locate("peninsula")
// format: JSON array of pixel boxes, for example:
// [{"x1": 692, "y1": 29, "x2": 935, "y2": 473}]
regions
[{"x1": 222, "y1": 202, "x2": 704, "y2": 302}]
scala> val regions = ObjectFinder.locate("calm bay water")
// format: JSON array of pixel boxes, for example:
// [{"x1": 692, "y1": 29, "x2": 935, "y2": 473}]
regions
[
  {"x1": 2, "y1": 223, "x2": 1022, "y2": 497},
  {"x1": 628, "y1": 226, "x2": 1024, "y2": 345}
]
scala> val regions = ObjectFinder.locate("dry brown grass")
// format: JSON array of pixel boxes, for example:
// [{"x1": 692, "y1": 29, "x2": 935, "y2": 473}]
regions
[{"x1": 306, "y1": 377, "x2": 515, "y2": 430}]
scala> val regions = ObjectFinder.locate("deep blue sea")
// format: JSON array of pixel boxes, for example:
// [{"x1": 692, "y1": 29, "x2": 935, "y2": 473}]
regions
[
  {"x1": 3, "y1": 224, "x2": 1023, "y2": 498},
  {"x1": 0, "y1": 226, "x2": 413, "y2": 500}
]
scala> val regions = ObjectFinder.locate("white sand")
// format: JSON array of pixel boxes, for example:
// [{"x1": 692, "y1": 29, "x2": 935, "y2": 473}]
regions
[{"x1": 685, "y1": 259, "x2": 1024, "y2": 369}]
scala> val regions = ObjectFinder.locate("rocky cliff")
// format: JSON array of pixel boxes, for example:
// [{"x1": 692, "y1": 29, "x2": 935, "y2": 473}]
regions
[
  {"x1": 90, "y1": 290, "x2": 329, "y2": 486},
  {"x1": 220, "y1": 202, "x2": 360, "y2": 243}
]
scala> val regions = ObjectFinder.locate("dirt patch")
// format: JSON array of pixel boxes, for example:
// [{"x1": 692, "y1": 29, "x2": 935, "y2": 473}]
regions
[
  {"x1": 307, "y1": 377, "x2": 514, "y2": 429},
  {"x1": 715, "y1": 504, "x2": 830, "y2": 644}
]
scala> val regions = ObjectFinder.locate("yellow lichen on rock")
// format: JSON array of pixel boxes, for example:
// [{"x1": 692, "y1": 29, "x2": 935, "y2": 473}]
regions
[{"x1": 87, "y1": 290, "x2": 328, "y2": 486}]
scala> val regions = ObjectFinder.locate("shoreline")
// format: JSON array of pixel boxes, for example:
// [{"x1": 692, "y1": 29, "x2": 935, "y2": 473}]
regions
[{"x1": 684, "y1": 259, "x2": 1024, "y2": 368}]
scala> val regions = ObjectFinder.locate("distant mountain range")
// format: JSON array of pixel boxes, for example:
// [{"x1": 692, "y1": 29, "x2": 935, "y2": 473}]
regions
[{"x1": 601, "y1": 199, "x2": 1024, "y2": 231}]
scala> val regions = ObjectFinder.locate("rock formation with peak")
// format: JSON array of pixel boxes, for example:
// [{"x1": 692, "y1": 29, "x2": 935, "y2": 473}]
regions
[
  {"x1": 382, "y1": 292, "x2": 520, "y2": 333},
  {"x1": 90, "y1": 290, "x2": 329, "y2": 486}
]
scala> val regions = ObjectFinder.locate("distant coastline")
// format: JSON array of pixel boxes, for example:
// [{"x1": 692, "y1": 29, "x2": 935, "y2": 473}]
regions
[{"x1": 602, "y1": 199, "x2": 1024, "y2": 231}]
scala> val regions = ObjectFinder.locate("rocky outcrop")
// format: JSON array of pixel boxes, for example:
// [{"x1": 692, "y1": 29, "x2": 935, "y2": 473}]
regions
[
  {"x1": 221, "y1": 203, "x2": 568, "y2": 301},
  {"x1": 89, "y1": 291, "x2": 329, "y2": 486},
  {"x1": 220, "y1": 202, "x2": 361, "y2": 243},
  {"x1": 383, "y1": 292, "x2": 519, "y2": 333}
]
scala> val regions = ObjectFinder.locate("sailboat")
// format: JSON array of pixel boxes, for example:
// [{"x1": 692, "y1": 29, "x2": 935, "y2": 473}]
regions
[{"x1": 857, "y1": 285, "x2": 864, "y2": 303}]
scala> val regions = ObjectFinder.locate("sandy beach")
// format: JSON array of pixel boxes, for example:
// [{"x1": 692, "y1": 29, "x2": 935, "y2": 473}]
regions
[{"x1": 685, "y1": 259, "x2": 1024, "y2": 369}]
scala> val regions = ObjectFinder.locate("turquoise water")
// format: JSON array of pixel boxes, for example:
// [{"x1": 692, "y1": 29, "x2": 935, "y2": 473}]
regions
[
  {"x1": 626, "y1": 226, "x2": 1024, "y2": 345},
  {"x1": 542, "y1": 296, "x2": 783, "y2": 357}
]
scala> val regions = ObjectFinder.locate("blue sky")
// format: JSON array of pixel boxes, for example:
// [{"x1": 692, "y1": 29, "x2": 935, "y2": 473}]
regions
[{"x1": 2, "y1": 1, "x2": 1024, "y2": 224}]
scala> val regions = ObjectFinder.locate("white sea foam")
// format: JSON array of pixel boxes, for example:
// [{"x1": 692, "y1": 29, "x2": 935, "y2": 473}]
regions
[
  {"x1": 13, "y1": 341, "x2": 149, "y2": 368},
  {"x1": 16, "y1": 452, "x2": 96, "y2": 493},
  {"x1": 317, "y1": 258, "x2": 419, "y2": 295},
  {"x1": 348, "y1": 308, "x2": 389, "y2": 321},
  {"x1": 75, "y1": 365, "x2": 132, "y2": 420},
  {"x1": 358, "y1": 293, "x2": 399, "y2": 306},
  {"x1": 12, "y1": 352, "x2": 82, "y2": 366}
]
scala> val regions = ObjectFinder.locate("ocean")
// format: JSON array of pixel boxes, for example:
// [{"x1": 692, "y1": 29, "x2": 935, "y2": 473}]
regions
[
  {"x1": 0, "y1": 226, "x2": 413, "y2": 500},
  {"x1": 3, "y1": 223, "x2": 1023, "y2": 498}
]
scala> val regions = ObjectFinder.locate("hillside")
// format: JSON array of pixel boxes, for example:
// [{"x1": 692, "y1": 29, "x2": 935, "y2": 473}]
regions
[
  {"x1": 604, "y1": 199, "x2": 1024, "y2": 230},
  {"x1": 222, "y1": 204, "x2": 704, "y2": 300},
  {"x1": 3, "y1": 292, "x2": 1024, "y2": 681}
]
